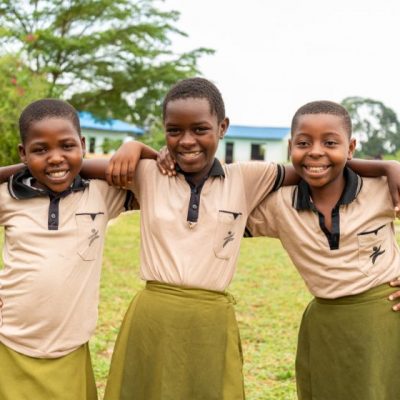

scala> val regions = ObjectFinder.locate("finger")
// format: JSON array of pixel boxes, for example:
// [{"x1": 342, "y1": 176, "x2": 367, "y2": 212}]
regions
[
  {"x1": 165, "y1": 152, "x2": 175, "y2": 170},
  {"x1": 392, "y1": 302, "x2": 400, "y2": 311},
  {"x1": 118, "y1": 161, "x2": 129, "y2": 188},
  {"x1": 126, "y1": 160, "x2": 136, "y2": 184},
  {"x1": 105, "y1": 161, "x2": 114, "y2": 186},
  {"x1": 111, "y1": 162, "x2": 122, "y2": 187},
  {"x1": 389, "y1": 278, "x2": 400, "y2": 286},
  {"x1": 156, "y1": 154, "x2": 167, "y2": 174},
  {"x1": 389, "y1": 290, "x2": 400, "y2": 301},
  {"x1": 158, "y1": 155, "x2": 171, "y2": 173}
]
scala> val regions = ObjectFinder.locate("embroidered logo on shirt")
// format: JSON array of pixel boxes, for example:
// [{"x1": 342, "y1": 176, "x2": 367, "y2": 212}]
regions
[
  {"x1": 369, "y1": 245, "x2": 385, "y2": 264},
  {"x1": 223, "y1": 231, "x2": 235, "y2": 248},
  {"x1": 88, "y1": 229, "x2": 100, "y2": 246}
]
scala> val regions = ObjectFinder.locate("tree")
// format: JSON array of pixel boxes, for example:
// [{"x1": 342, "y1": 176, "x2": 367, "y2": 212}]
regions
[
  {"x1": 0, "y1": 55, "x2": 50, "y2": 165},
  {"x1": 0, "y1": 0, "x2": 212, "y2": 124},
  {"x1": 341, "y1": 97, "x2": 400, "y2": 158}
]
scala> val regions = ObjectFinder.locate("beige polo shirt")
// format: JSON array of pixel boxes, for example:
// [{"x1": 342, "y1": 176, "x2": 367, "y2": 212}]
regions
[
  {"x1": 0, "y1": 169, "x2": 132, "y2": 358},
  {"x1": 129, "y1": 159, "x2": 283, "y2": 292},
  {"x1": 246, "y1": 168, "x2": 400, "y2": 299}
]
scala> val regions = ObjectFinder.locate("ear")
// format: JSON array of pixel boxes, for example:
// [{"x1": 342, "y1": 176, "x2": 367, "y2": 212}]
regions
[
  {"x1": 288, "y1": 138, "x2": 292, "y2": 154},
  {"x1": 80, "y1": 136, "x2": 86, "y2": 158},
  {"x1": 18, "y1": 144, "x2": 27, "y2": 164},
  {"x1": 219, "y1": 117, "x2": 230, "y2": 139},
  {"x1": 347, "y1": 138, "x2": 356, "y2": 160}
]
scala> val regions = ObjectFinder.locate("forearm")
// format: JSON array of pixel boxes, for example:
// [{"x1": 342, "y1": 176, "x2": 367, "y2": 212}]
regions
[
  {"x1": 0, "y1": 163, "x2": 24, "y2": 183},
  {"x1": 347, "y1": 158, "x2": 396, "y2": 177},
  {"x1": 282, "y1": 164, "x2": 301, "y2": 186},
  {"x1": 82, "y1": 141, "x2": 158, "y2": 182},
  {"x1": 138, "y1": 142, "x2": 158, "y2": 160},
  {"x1": 80, "y1": 158, "x2": 109, "y2": 179}
]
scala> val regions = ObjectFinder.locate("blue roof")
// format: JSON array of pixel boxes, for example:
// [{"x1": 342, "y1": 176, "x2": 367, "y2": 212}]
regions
[
  {"x1": 79, "y1": 112, "x2": 144, "y2": 135},
  {"x1": 226, "y1": 125, "x2": 289, "y2": 140}
]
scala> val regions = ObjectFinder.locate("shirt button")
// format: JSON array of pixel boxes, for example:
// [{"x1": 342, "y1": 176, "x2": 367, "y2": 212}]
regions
[
  {"x1": 51, "y1": 213, "x2": 56, "y2": 219},
  {"x1": 192, "y1": 204, "x2": 198, "y2": 210}
]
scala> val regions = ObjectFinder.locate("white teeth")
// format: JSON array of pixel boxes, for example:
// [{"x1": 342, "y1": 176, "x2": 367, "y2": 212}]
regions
[
  {"x1": 307, "y1": 166, "x2": 327, "y2": 173},
  {"x1": 48, "y1": 171, "x2": 68, "y2": 178},
  {"x1": 182, "y1": 151, "x2": 201, "y2": 158}
]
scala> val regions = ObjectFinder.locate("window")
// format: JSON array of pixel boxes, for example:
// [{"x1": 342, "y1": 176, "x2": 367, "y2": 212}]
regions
[
  {"x1": 251, "y1": 144, "x2": 265, "y2": 160},
  {"x1": 225, "y1": 142, "x2": 234, "y2": 163},
  {"x1": 89, "y1": 137, "x2": 96, "y2": 153}
]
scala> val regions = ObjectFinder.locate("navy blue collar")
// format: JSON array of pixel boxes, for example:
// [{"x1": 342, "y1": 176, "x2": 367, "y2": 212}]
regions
[
  {"x1": 292, "y1": 167, "x2": 363, "y2": 211},
  {"x1": 176, "y1": 158, "x2": 225, "y2": 181},
  {"x1": 8, "y1": 167, "x2": 88, "y2": 200}
]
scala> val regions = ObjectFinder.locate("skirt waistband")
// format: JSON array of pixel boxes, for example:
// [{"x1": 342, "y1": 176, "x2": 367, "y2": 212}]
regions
[
  {"x1": 315, "y1": 283, "x2": 394, "y2": 305},
  {"x1": 145, "y1": 281, "x2": 236, "y2": 304}
]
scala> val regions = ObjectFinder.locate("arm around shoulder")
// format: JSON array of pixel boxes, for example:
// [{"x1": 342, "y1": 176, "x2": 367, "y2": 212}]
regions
[
  {"x1": 347, "y1": 159, "x2": 400, "y2": 209},
  {"x1": 80, "y1": 141, "x2": 158, "y2": 186},
  {"x1": 0, "y1": 163, "x2": 24, "y2": 183}
]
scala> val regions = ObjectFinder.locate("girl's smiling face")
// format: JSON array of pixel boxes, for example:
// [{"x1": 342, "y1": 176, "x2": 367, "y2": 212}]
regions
[
  {"x1": 18, "y1": 117, "x2": 85, "y2": 193},
  {"x1": 290, "y1": 113, "x2": 356, "y2": 192},
  {"x1": 164, "y1": 97, "x2": 229, "y2": 184}
]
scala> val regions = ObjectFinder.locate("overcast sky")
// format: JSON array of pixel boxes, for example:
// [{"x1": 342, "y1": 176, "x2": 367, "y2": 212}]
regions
[{"x1": 163, "y1": 0, "x2": 400, "y2": 127}]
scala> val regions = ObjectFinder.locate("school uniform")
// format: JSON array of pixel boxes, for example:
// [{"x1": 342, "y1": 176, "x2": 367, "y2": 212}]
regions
[
  {"x1": 0, "y1": 168, "x2": 134, "y2": 400},
  {"x1": 246, "y1": 168, "x2": 400, "y2": 400},
  {"x1": 104, "y1": 158, "x2": 284, "y2": 400}
]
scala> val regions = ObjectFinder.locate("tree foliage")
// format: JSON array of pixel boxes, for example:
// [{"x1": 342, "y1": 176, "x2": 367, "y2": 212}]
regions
[
  {"x1": 0, "y1": 55, "x2": 50, "y2": 165},
  {"x1": 0, "y1": 0, "x2": 212, "y2": 124},
  {"x1": 341, "y1": 97, "x2": 400, "y2": 158}
]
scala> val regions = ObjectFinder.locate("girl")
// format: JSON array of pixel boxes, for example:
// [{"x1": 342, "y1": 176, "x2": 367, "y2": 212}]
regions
[
  {"x1": 246, "y1": 101, "x2": 400, "y2": 400},
  {"x1": 0, "y1": 99, "x2": 156, "y2": 400},
  {"x1": 103, "y1": 77, "x2": 293, "y2": 400}
]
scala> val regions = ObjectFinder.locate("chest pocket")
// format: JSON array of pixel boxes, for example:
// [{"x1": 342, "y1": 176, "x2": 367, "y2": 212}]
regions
[
  {"x1": 213, "y1": 210, "x2": 242, "y2": 260},
  {"x1": 76, "y1": 212, "x2": 105, "y2": 261},
  {"x1": 357, "y1": 224, "x2": 388, "y2": 276}
]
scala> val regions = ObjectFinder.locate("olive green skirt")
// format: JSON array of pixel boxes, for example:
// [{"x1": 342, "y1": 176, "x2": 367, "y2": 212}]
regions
[
  {"x1": 296, "y1": 283, "x2": 400, "y2": 400},
  {"x1": 0, "y1": 341, "x2": 97, "y2": 400},
  {"x1": 104, "y1": 281, "x2": 245, "y2": 400}
]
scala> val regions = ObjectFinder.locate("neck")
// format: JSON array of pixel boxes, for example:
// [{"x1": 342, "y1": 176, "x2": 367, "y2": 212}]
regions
[{"x1": 309, "y1": 176, "x2": 346, "y2": 211}]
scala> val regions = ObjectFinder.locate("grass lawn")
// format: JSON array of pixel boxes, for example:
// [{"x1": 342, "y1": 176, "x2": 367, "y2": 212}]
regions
[{"x1": 93, "y1": 212, "x2": 312, "y2": 399}]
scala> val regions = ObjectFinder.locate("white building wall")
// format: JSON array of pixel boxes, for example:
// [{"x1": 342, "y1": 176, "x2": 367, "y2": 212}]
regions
[
  {"x1": 82, "y1": 130, "x2": 129, "y2": 154},
  {"x1": 216, "y1": 137, "x2": 289, "y2": 163}
]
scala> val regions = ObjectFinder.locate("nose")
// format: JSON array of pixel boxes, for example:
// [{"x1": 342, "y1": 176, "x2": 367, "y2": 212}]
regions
[
  {"x1": 48, "y1": 149, "x2": 64, "y2": 164},
  {"x1": 308, "y1": 142, "x2": 324, "y2": 157},
  {"x1": 179, "y1": 130, "x2": 196, "y2": 147}
]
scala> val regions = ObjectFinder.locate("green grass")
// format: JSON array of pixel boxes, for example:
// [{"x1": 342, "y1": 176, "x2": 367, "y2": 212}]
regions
[
  {"x1": 0, "y1": 213, "x2": 311, "y2": 399},
  {"x1": 94, "y1": 213, "x2": 311, "y2": 399}
]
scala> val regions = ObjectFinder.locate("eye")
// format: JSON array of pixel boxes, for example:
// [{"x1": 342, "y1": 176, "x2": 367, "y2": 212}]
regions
[
  {"x1": 325, "y1": 140, "x2": 338, "y2": 147},
  {"x1": 31, "y1": 146, "x2": 46, "y2": 154},
  {"x1": 63, "y1": 142, "x2": 77, "y2": 150},
  {"x1": 166, "y1": 128, "x2": 180, "y2": 136},
  {"x1": 193, "y1": 126, "x2": 209, "y2": 134},
  {"x1": 295, "y1": 140, "x2": 310, "y2": 148}
]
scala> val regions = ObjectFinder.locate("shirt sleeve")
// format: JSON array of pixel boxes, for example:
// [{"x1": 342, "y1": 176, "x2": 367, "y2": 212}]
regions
[
  {"x1": 93, "y1": 180, "x2": 136, "y2": 220},
  {"x1": 245, "y1": 190, "x2": 280, "y2": 238},
  {"x1": 237, "y1": 161, "x2": 284, "y2": 212}
]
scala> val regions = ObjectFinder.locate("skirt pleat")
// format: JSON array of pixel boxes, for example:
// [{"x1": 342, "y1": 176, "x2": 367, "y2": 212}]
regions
[
  {"x1": 296, "y1": 283, "x2": 400, "y2": 400},
  {"x1": 104, "y1": 281, "x2": 245, "y2": 400},
  {"x1": 0, "y1": 341, "x2": 97, "y2": 400}
]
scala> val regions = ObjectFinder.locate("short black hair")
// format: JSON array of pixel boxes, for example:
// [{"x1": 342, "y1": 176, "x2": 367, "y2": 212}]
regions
[
  {"x1": 162, "y1": 77, "x2": 226, "y2": 123},
  {"x1": 291, "y1": 100, "x2": 352, "y2": 138},
  {"x1": 19, "y1": 99, "x2": 81, "y2": 143}
]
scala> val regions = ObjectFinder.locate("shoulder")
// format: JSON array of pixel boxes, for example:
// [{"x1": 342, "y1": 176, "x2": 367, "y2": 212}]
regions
[
  {"x1": 87, "y1": 179, "x2": 128, "y2": 196},
  {"x1": 359, "y1": 176, "x2": 390, "y2": 200},
  {"x1": 223, "y1": 161, "x2": 277, "y2": 177},
  {"x1": 265, "y1": 185, "x2": 295, "y2": 207},
  {"x1": 356, "y1": 176, "x2": 393, "y2": 213}
]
